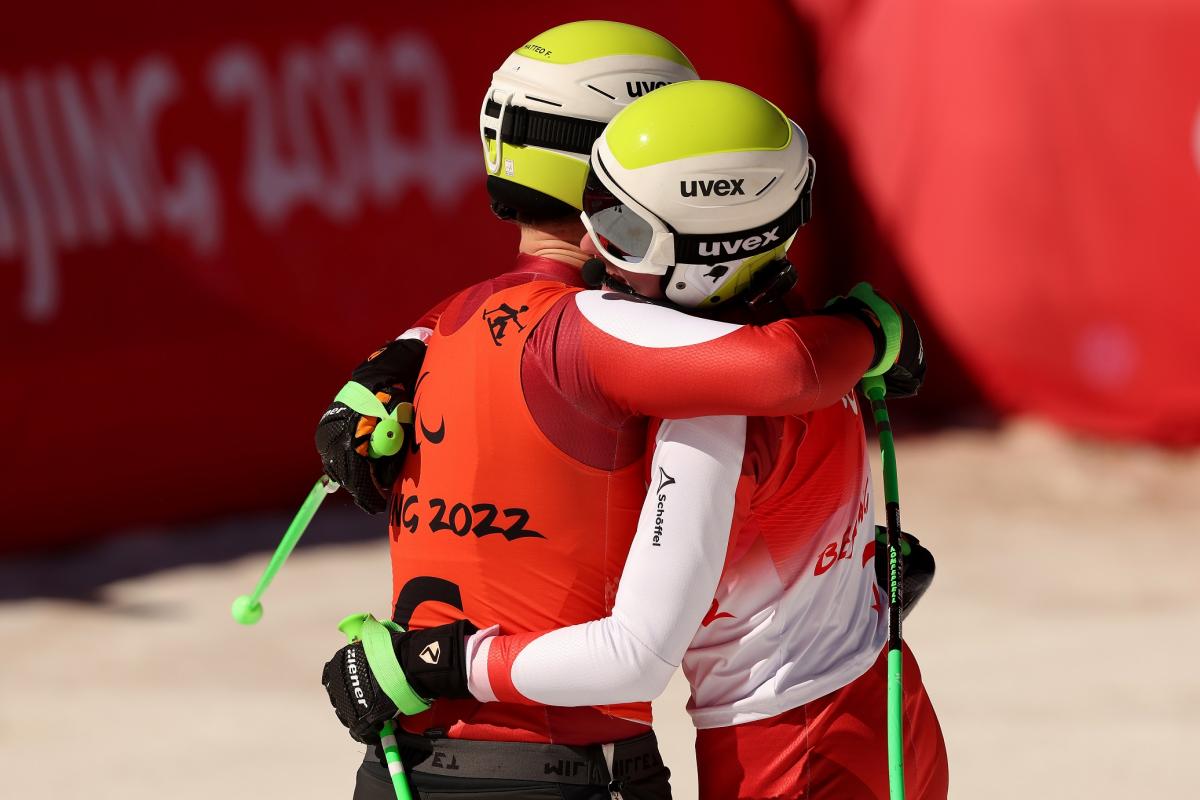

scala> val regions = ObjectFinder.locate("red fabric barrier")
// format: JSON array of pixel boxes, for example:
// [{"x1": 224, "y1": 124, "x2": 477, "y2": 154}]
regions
[
  {"x1": 10, "y1": 1, "x2": 1196, "y2": 553},
  {"x1": 0, "y1": 1, "x2": 819, "y2": 552},
  {"x1": 793, "y1": 0, "x2": 1200, "y2": 443}
]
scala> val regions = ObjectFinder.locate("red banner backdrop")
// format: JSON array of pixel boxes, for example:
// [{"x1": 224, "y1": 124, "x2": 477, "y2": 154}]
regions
[
  {"x1": 793, "y1": 0, "x2": 1200, "y2": 443},
  {"x1": 0, "y1": 1, "x2": 820, "y2": 552},
  {"x1": 5, "y1": 1, "x2": 1198, "y2": 553}
]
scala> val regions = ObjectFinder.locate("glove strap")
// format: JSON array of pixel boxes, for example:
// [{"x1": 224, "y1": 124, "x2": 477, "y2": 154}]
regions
[
  {"x1": 339, "y1": 613, "x2": 431, "y2": 716},
  {"x1": 849, "y1": 283, "x2": 903, "y2": 377},
  {"x1": 334, "y1": 381, "x2": 390, "y2": 418}
]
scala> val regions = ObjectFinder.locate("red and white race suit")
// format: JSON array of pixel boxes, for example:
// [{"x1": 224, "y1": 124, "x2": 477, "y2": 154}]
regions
[
  {"x1": 460, "y1": 284, "x2": 949, "y2": 797},
  {"x1": 385, "y1": 254, "x2": 875, "y2": 747}
]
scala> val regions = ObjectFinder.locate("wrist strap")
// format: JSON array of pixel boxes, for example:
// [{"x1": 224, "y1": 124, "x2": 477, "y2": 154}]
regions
[
  {"x1": 849, "y1": 283, "x2": 903, "y2": 377},
  {"x1": 820, "y1": 297, "x2": 885, "y2": 371},
  {"x1": 339, "y1": 613, "x2": 431, "y2": 716}
]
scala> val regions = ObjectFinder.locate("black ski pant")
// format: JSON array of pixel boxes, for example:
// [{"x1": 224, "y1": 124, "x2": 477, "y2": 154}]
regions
[{"x1": 352, "y1": 730, "x2": 671, "y2": 800}]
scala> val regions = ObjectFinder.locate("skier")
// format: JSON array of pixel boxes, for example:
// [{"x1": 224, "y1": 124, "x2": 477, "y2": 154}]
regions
[
  {"x1": 458, "y1": 81, "x2": 951, "y2": 799},
  {"x1": 317, "y1": 28, "x2": 924, "y2": 800}
]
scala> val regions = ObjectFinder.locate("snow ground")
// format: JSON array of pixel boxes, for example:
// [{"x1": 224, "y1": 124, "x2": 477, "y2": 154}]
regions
[{"x1": 1, "y1": 421, "x2": 1196, "y2": 799}]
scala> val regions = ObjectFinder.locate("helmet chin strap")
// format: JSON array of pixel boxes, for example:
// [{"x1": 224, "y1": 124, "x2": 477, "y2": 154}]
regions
[
  {"x1": 584, "y1": 256, "x2": 795, "y2": 314},
  {"x1": 585, "y1": 255, "x2": 795, "y2": 315},
  {"x1": 660, "y1": 267, "x2": 676, "y2": 301},
  {"x1": 581, "y1": 257, "x2": 674, "y2": 305},
  {"x1": 740, "y1": 257, "x2": 798, "y2": 312}
]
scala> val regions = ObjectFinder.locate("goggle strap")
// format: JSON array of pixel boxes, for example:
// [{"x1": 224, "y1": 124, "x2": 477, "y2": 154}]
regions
[
  {"x1": 673, "y1": 189, "x2": 812, "y2": 266},
  {"x1": 483, "y1": 100, "x2": 605, "y2": 156}
]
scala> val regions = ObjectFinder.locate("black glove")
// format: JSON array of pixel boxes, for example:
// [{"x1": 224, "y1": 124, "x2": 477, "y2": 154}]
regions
[
  {"x1": 315, "y1": 338, "x2": 426, "y2": 514},
  {"x1": 880, "y1": 303, "x2": 925, "y2": 399},
  {"x1": 822, "y1": 283, "x2": 927, "y2": 398},
  {"x1": 321, "y1": 638, "x2": 396, "y2": 744},
  {"x1": 321, "y1": 619, "x2": 476, "y2": 743},
  {"x1": 874, "y1": 526, "x2": 936, "y2": 620}
]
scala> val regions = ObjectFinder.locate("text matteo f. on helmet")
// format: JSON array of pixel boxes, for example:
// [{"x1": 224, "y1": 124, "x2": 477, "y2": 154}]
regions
[
  {"x1": 480, "y1": 21, "x2": 698, "y2": 225},
  {"x1": 581, "y1": 80, "x2": 817, "y2": 308}
]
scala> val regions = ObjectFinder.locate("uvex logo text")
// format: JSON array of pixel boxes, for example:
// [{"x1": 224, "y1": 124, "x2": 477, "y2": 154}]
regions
[
  {"x1": 626, "y1": 80, "x2": 669, "y2": 97},
  {"x1": 699, "y1": 226, "x2": 780, "y2": 258},
  {"x1": 680, "y1": 179, "x2": 745, "y2": 198}
]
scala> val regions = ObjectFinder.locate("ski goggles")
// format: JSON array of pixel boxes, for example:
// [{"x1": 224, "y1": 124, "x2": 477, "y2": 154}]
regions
[
  {"x1": 581, "y1": 154, "x2": 816, "y2": 274},
  {"x1": 480, "y1": 89, "x2": 607, "y2": 173}
]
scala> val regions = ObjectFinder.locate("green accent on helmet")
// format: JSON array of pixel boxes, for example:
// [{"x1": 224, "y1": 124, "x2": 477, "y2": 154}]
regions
[
  {"x1": 605, "y1": 81, "x2": 793, "y2": 170},
  {"x1": 697, "y1": 237, "x2": 794, "y2": 307},
  {"x1": 485, "y1": 138, "x2": 590, "y2": 210},
  {"x1": 516, "y1": 20, "x2": 694, "y2": 70}
]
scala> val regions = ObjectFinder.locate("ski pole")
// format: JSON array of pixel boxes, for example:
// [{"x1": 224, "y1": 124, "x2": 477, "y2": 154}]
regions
[
  {"x1": 339, "y1": 613, "x2": 430, "y2": 800},
  {"x1": 231, "y1": 474, "x2": 339, "y2": 624},
  {"x1": 862, "y1": 374, "x2": 906, "y2": 800},
  {"x1": 376, "y1": 722, "x2": 410, "y2": 800},
  {"x1": 231, "y1": 382, "x2": 412, "y2": 625}
]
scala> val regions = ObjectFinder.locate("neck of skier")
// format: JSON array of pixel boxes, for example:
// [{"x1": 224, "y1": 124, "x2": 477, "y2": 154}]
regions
[{"x1": 519, "y1": 222, "x2": 589, "y2": 269}]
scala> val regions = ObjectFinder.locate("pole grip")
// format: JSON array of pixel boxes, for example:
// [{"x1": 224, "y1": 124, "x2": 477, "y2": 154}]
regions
[{"x1": 340, "y1": 614, "x2": 416, "y2": 800}]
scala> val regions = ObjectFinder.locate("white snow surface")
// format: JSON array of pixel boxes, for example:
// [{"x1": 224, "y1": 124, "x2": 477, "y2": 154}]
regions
[{"x1": 0, "y1": 421, "x2": 1197, "y2": 799}]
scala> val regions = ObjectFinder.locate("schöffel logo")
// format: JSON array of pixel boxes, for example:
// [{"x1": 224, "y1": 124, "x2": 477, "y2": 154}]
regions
[
  {"x1": 680, "y1": 179, "x2": 745, "y2": 198},
  {"x1": 626, "y1": 80, "x2": 670, "y2": 98},
  {"x1": 652, "y1": 467, "x2": 676, "y2": 548},
  {"x1": 698, "y1": 226, "x2": 780, "y2": 258}
]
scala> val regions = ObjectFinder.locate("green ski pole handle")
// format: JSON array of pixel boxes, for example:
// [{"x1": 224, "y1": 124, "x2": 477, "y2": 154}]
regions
[
  {"x1": 333, "y1": 381, "x2": 413, "y2": 458},
  {"x1": 338, "y1": 613, "x2": 430, "y2": 800},
  {"x1": 862, "y1": 374, "x2": 906, "y2": 800},
  {"x1": 231, "y1": 381, "x2": 413, "y2": 625},
  {"x1": 231, "y1": 474, "x2": 339, "y2": 625}
]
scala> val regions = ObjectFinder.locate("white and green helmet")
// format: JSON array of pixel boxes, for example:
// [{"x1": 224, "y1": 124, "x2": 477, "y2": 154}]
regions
[
  {"x1": 481, "y1": 21, "x2": 698, "y2": 222},
  {"x1": 582, "y1": 80, "x2": 816, "y2": 307}
]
